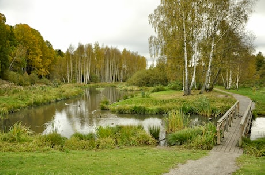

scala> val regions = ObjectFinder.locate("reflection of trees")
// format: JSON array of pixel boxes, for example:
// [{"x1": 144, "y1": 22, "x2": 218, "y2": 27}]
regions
[
  {"x1": 3, "y1": 104, "x2": 59, "y2": 133},
  {"x1": 2, "y1": 87, "x2": 142, "y2": 137},
  {"x1": 101, "y1": 87, "x2": 124, "y2": 103}
]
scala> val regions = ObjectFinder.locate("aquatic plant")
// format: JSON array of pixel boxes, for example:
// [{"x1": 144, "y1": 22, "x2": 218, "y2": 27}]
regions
[
  {"x1": 164, "y1": 110, "x2": 190, "y2": 134},
  {"x1": 148, "y1": 125, "x2": 160, "y2": 140},
  {"x1": 0, "y1": 122, "x2": 33, "y2": 142}
]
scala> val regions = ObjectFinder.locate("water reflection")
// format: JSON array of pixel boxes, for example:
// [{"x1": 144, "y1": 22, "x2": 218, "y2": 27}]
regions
[
  {"x1": 2, "y1": 87, "x2": 165, "y2": 139},
  {"x1": 250, "y1": 117, "x2": 265, "y2": 140},
  {"x1": 1, "y1": 87, "x2": 214, "y2": 141}
]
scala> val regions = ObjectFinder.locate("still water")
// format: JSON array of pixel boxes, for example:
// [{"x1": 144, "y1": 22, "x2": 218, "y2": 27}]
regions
[
  {"x1": 250, "y1": 117, "x2": 265, "y2": 140},
  {"x1": 1, "y1": 87, "x2": 214, "y2": 140}
]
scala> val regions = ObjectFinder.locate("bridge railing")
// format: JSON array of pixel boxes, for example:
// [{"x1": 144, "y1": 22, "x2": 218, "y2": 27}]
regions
[
  {"x1": 216, "y1": 101, "x2": 239, "y2": 144},
  {"x1": 238, "y1": 101, "x2": 253, "y2": 147}
]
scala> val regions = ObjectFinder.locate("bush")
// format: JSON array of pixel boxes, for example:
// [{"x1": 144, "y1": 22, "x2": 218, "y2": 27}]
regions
[
  {"x1": 167, "y1": 81, "x2": 183, "y2": 91},
  {"x1": 151, "y1": 85, "x2": 166, "y2": 92}
]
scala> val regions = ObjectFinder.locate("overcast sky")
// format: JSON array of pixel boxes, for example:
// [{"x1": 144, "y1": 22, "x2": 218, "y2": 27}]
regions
[{"x1": 0, "y1": 0, "x2": 265, "y2": 60}]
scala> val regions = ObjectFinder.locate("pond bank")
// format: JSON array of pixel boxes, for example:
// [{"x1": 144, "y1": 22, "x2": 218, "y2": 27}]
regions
[{"x1": 0, "y1": 83, "x2": 89, "y2": 116}]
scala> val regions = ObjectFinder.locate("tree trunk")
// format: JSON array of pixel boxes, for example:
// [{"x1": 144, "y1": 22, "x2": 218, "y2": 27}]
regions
[
  {"x1": 201, "y1": 37, "x2": 215, "y2": 94},
  {"x1": 183, "y1": 12, "x2": 190, "y2": 95}
]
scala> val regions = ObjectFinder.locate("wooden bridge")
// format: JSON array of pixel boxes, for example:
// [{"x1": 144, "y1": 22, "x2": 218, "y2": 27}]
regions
[{"x1": 213, "y1": 90, "x2": 254, "y2": 154}]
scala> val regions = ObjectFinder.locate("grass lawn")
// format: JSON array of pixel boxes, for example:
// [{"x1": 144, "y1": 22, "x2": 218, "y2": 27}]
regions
[
  {"x1": 217, "y1": 86, "x2": 265, "y2": 115},
  {"x1": 0, "y1": 147, "x2": 208, "y2": 175},
  {"x1": 109, "y1": 90, "x2": 236, "y2": 116},
  {"x1": 234, "y1": 155, "x2": 265, "y2": 175}
]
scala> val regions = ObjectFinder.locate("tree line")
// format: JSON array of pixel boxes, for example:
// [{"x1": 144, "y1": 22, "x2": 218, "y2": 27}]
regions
[
  {"x1": 148, "y1": 0, "x2": 259, "y2": 95},
  {"x1": 0, "y1": 13, "x2": 146, "y2": 84}
]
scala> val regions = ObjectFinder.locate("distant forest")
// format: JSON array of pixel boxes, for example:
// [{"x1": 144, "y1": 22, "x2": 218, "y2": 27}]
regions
[
  {"x1": 0, "y1": 13, "x2": 146, "y2": 84},
  {"x1": 1, "y1": 0, "x2": 265, "y2": 92}
]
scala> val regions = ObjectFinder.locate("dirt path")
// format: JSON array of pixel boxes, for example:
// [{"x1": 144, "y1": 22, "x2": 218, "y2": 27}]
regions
[{"x1": 164, "y1": 89, "x2": 253, "y2": 175}]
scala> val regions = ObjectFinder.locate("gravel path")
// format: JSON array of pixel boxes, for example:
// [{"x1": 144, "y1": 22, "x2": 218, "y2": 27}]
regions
[{"x1": 164, "y1": 89, "x2": 253, "y2": 175}]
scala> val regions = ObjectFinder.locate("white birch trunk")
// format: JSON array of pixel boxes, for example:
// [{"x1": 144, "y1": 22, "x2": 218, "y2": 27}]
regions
[
  {"x1": 201, "y1": 36, "x2": 215, "y2": 93},
  {"x1": 183, "y1": 12, "x2": 189, "y2": 95}
]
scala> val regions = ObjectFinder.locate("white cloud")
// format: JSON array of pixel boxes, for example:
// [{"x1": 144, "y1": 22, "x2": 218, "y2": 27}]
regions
[{"x1": 1, "y1": 0, "x2": 264, "y2": 56}]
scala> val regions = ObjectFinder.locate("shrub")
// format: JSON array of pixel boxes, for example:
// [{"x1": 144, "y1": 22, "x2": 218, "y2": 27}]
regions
[
  {"x1": 151, "y1": 85, "x2": 166, "y2": 92},
  {"x1": 167, "y1": 81, "x2": 183, "y2": 91}
]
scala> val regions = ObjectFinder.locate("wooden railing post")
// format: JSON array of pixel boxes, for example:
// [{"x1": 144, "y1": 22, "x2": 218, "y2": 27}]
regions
[{"x1": 216, "y1": 100, "x2": 239, "y2": 145}]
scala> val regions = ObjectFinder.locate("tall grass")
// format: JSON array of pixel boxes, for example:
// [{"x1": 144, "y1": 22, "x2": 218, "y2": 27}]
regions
[
  {"x1": 241, "y1": 137, "x2": 265, "y2": 157},
  {"x1": 167, "y1": 122, "x2": 217, "y2": 150},
  {"x1": 0, "y1": 123, "x2": 156, "y2": 152},
  {"x1": 0, "y1": 122, "x2": 33, "y2": 142},
  {"x1": 0, "y1": 84, "x2": 86, "y2": 115},
  {"x1": 148, "y1": 125, "x2": 160, "y2": 140},
  {"x1": 109, "y1": 90, "x2": 235, "y2": 116},
  {"x1": 164, "y1": 110, "x2": 190, "y2": 134}
]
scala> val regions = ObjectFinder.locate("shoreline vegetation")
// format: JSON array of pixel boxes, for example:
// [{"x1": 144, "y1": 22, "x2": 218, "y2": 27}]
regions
[
  {"x1": 109, "y1": 86, "x2": 236, "y2": 117},
  {"x1": 1, "y1": 82, "x2": 265, "y2": 174}
]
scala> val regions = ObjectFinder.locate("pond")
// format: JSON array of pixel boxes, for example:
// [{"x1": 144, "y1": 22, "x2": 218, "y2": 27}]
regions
[
  {"x1": 250, "y1": 117, "x2": 265, "y2": 140},
  {"x1": 1, "y1": 87, "x2": 216, "y2": 142}
]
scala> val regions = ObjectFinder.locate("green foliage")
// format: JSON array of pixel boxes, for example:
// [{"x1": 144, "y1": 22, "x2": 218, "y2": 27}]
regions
[
  {"x1": 164, "y1": 110, "x2": 189, "y2": 134},
  {"x1": 241, "y1": 137, "x2": 265, "y2": 157},
  {"x1": 96, "y1": 125, "x2": 156, "y2": 147},
  {"x1": 110, "y1": 90, "x2": 235, "y2": 116},
  {"x1": 148, "y1": 125, "x2": 160, "y2": 140},
  {"x1": 100, "y1": 97, "x2": 110, "y2": 110},
  {"x1": 151, "y1": 85, "x2": 166, "y2": 92},
  {"x1": 0, "y1": 84, "x2": 85, "y2": 115},
  {"x1": 167, "y1": 122, "x2": 217, "y2": 150},
  {"x1": 38, "y1": 133, "x2": 66, "y2": 149},
  {"x1": 0, "y1": 122, "x2": 32, "y2": 142},
  {"x1": 194, "y1": 96, "x2": 211, "y2": 117},
  {"x1": 127, "y1": 66, "x2": 168, "y2": 87},
  {"x1": 167, "y1": 81, "x2": 183, "y2": 91},
  {"x1": 167, "y1": 127, "x2": 203, "y2": 146}
]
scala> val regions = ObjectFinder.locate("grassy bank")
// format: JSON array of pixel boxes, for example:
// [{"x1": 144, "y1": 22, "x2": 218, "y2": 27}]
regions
[
  {"x1": 219, "y1": 87, "x2": 265, "y2": 116},
  {"x1": 0, "y1": 147, "x2": 208, "y2": 175},
  {"x1": 235, "y1": 155, "x2": 265, "y2": 175},
  {"x1": 0, "y1": 83, "x2": 89, "y2": 116},
  {"x1": 109, "y1": 90, "x2": 236, "y2": 117},
  {"x1": 0, "y1": 123, "x2": 208, "y2": 174}
]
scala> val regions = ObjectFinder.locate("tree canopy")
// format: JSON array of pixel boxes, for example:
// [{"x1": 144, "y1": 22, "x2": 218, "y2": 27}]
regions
[{"x1": 149, "y1": 0, "x2": 256, "y2": 94}]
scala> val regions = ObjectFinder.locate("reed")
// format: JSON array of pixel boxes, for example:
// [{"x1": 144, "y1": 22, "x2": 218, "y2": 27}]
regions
[
  {"x1": 148, "y1": 125, "x2": 160, "y2": 140},
  {"x1": 164, "y1": 110, "x2": 189, "y2": 134}
]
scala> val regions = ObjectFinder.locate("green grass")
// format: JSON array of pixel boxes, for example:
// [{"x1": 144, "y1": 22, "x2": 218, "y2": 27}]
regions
[
  {"x1": 235, "y1": 155, "x2": 265, "y2": 175},
  {"x1": 0, "y1": 84, "x2": 87, "y2": 116},
  {"x1": 0, "y1": 147, "x2": 208, "y2": 175},
  {"x1": 218, "y1": 87, "x2": 265, "y2": 115},
  {"x1": 109, "y1": 90, "x2": 236, "y2": 116}
]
